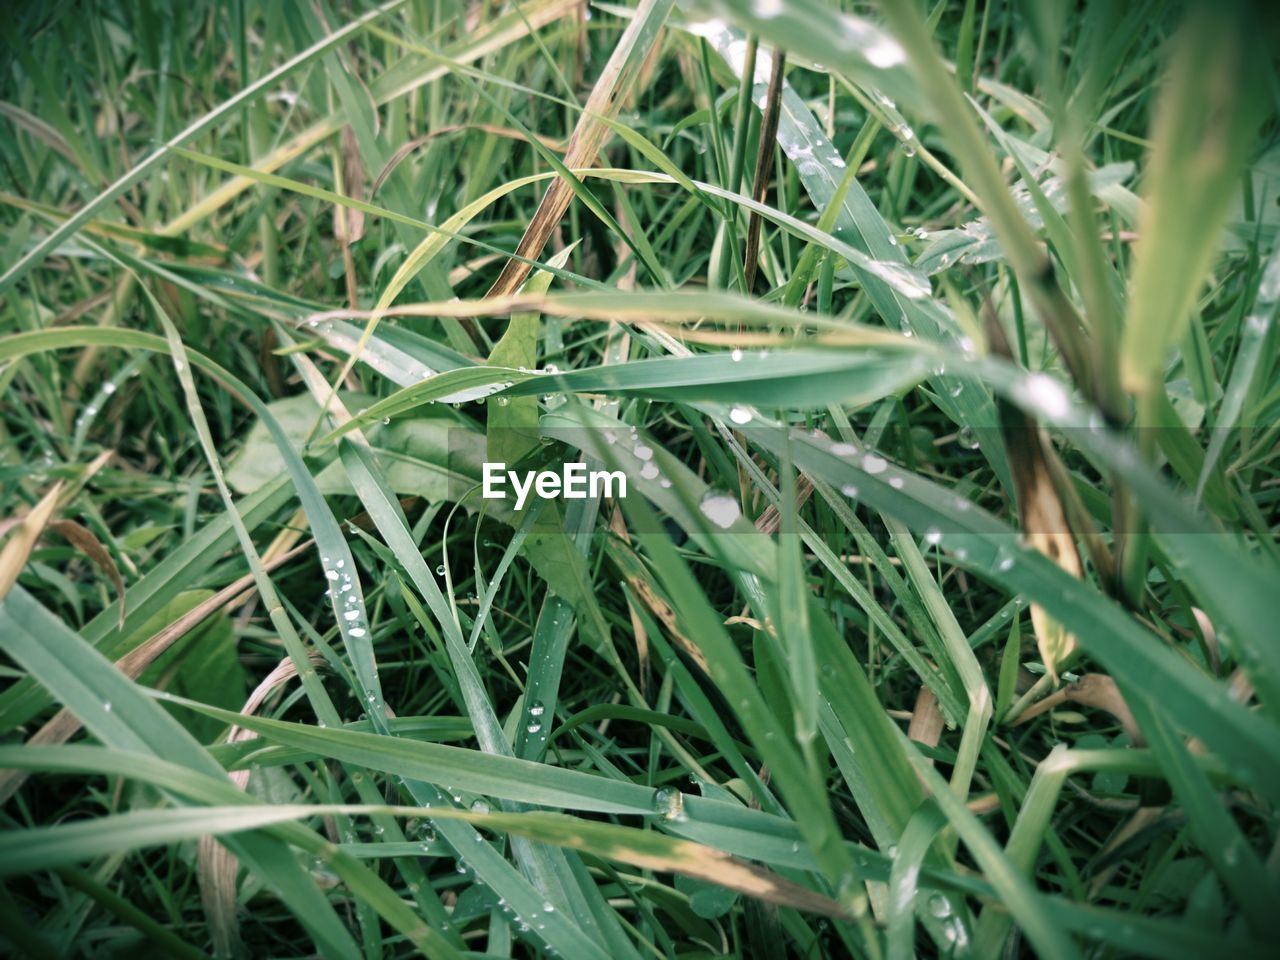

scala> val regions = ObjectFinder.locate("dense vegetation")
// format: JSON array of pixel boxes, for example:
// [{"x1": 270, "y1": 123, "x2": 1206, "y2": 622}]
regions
[{"x1": 2, "y1": 0, "x2": 1278, "y2": 957}]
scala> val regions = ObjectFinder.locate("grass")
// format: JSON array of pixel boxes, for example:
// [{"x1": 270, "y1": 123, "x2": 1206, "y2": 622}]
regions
[{"x1": 1, "y1": 0, "x2": 1278, "y2": 957}]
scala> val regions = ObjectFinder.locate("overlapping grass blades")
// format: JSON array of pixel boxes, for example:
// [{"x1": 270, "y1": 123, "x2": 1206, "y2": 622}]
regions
[{"x1": 2, "y1": 0, "x2": 1278, "y2": 957}]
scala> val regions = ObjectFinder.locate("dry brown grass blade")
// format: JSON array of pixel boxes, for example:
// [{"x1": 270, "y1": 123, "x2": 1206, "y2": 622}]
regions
[
  {"x1": 754, "y1": 474, "x2": 813, "y2": 535},
  {"x1": 335, "y1": 125, "x2": 365, "y2": 310},
  {"x1": 198, "y1": 648, "x2": 328, "y2": 958},
  {"x1": 610, "y1": 504, "x2": 651, "y2": 693},
  {"x1": 606, "y1": 835, "x2": 850, "y2": 920},
  {"x1": 336, "y1": 126, "x2": 365, "y2": 246},
  {"x1": 225, "y1": 649, "x2": 330, "y2": 770},
  {"x1": 46, "y1": 519, "x2": 126, "y2": 628},
  {"x1": 984, "y1": 305, "x2": 1083, "y2": 682},
  {"x1": 1043, "y1": 434, "x2": 1114, "y2": 586},
  {"x1": 1011, "y1": 673, "x2": 1141, "y2": 744},
  {"x1": 0, "y1": 541, "x2": 313, "y2": 805},
  {"x1": 0, "y1": 482, "x2": 63, "y2": 601},
  {"x1": 198, "y1": 838, "x2": 242, "y2": 959},
  {"x1": 481, "y1": 809, "x2": 849, "y2": 920},
  {"x1": 907, "y1": 685, "x2": 944, "y2": 754},
  {"x1": 1088, "y1": 805, "x2": 1165, "y2": 898},
  {"x1": 485, "y1": 0, "x2": 671, "y2": 298},
  {"x1": 626, "y1": 573, "x2": 710, "y2": 675}
]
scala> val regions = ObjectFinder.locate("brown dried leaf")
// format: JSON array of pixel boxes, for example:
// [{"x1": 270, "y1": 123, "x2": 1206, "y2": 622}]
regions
[
  {"x1": 46, "y1": 519, "x2": 126, "y2": 627},
  {"x1": 627, "y1": 574, "x2": 710, "y2": 675},
  {"x1": 336, "y1": 126, "x2": 365, "y2": 245},
  {"x1": 907, "y1": 686, "x2": 944, "y2": 752},
  {"x1": 1012, "y1": 673, "x2": 1141, "y2": 745},
  {"x1": 985, "y1": 304, "x2": 1083, "y2": 681}
]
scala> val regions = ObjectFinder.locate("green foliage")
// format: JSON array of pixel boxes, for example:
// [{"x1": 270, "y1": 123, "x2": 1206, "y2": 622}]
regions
[{"x1": 1, "y1": 1, "x2": 1278, "y2": 958}]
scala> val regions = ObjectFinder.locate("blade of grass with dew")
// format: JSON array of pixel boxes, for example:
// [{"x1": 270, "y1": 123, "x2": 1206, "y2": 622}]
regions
[
  {"x1": 682, "y1": 14, "x2": 1010, "y2": 490},
  {"x1": 543, "y1": 406, "x2": 928, "y2": 852},
  {"x1": 525, "y1": 341, "x2": 1280, "y2": 724},
  {"x1": 291, "y1": 358, "x2": 643, "y2": 959},
  {"x1": 0, "y1": 588, "x2": 370, "y2": 959},
  {"x1": 535, "y1": 390, "x2": 1280, "y2": 792}
]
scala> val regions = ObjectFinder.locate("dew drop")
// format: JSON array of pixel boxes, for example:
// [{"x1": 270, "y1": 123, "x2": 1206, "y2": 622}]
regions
[
  {"x1": 652, "y1": 786, "x2": 686, "y2": 822},
  {"x1": 865, "y1": 35, "x2": 906, "y2": 69},
  {"x1": 1022, "y1": 373, "x2": 1070, "y2": 420},
  {"x1": 698, "y1": 491, "x2": 741, "y2": 529}
]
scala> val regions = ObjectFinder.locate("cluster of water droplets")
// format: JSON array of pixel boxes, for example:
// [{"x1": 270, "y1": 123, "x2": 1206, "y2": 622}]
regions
[
  {"x1": 524, "y1": 699, "x2": 547, "y2": 743},
  {"x1": 926, "y1": 893, "x2": 970, "y2": 949},
  {"x1": 490, "y1": 897, "x2": 562, "y2": 942},
  {"x1": 601, "y1": 424, "x2": 675, "y2": 490},
  {"x1": 322, "y1": 555, "x2": 370, "y2": 638},
  {"x1": 303, "y1": 316, "x2": 436, "y2": 385},
  {"x1": 31, "y1": 450, "x2": 56, "y2": 484}
]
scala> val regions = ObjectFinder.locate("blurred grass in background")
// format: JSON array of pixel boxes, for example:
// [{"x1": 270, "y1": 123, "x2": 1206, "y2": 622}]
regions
[{"x1": 1, "y1": 0, "x2": 1278, "y2": 957}]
